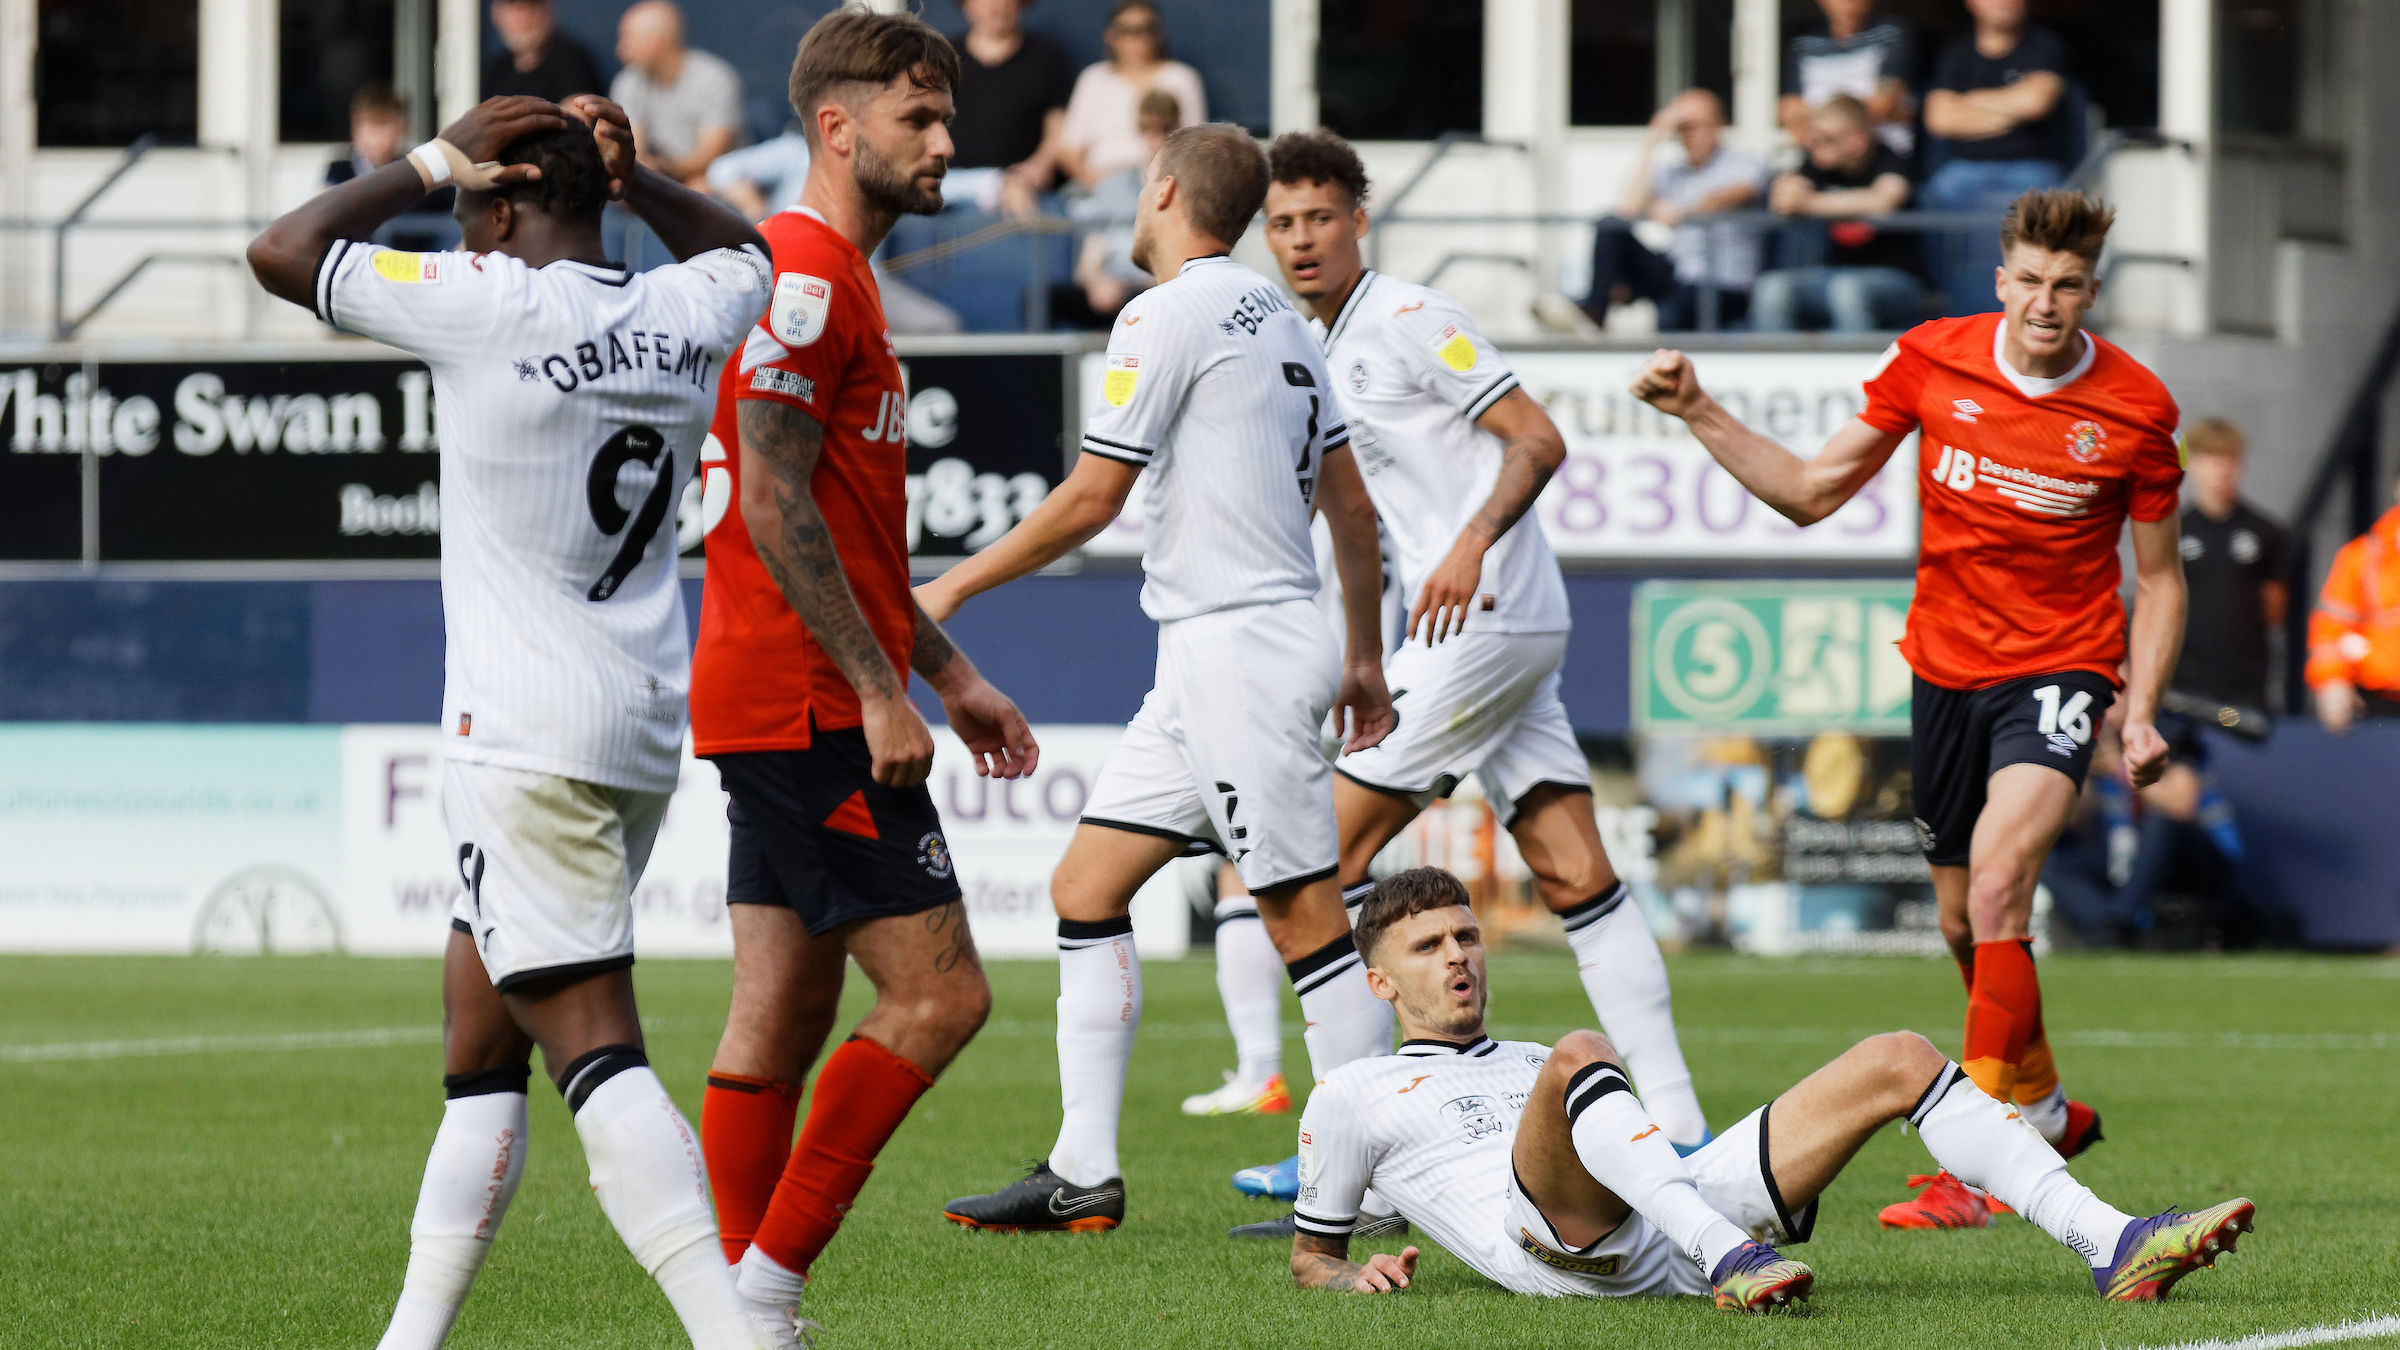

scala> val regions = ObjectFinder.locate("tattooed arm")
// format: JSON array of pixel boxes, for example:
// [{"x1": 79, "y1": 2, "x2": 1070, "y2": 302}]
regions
[
  {"x1": 911, "y1": 601, "x2": 1040, "y2": 780},
  {"x1": 1291, "y1": 1233, "x2": 1419, "y2": 1293},
  {"x1": 1409, "y1": 387, "x2": 1568, "y2": 644},
  {"x1": 737, "y1": 397, "x2": 934, "y2": 787}
]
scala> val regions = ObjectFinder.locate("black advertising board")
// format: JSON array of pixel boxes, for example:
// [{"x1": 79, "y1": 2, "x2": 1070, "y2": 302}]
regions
[{"x1": 0, "y1": 350, "x2": 1069, "y2": 564}]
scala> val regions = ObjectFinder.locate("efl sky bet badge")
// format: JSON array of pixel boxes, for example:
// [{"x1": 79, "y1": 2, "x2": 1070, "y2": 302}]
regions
[
  {"x1": 1104, "y1": 353, "x2": 1141, "y2": 406},
  {"x1": 771, "y1": 273, "x2": 832, "y2": 348},
  {"x1": 2066, "y1": 420, "x2": 2107, "y2": 464},
  {"x1": 371, "y1": 251, "x2": 440, "y2": 284},
  {"x1": 1432, "y1": 322, "x2": 1477, "y2": 372}
]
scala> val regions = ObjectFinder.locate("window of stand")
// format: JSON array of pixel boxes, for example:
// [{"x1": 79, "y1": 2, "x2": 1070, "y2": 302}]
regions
[
  {"x1": 282, "y1": 0, "x2": 400, "y2": 144},
  {"x1": 1571, "y1": 0, "x2": 1734, "y2": 127},
  {"x1": 36, "y1": 0, "x2": 200, "y2": 147},
  {"x1": 1774, "y1": 0, "x2": 2160, "y2": 132},
  {"x1": 1317, "y1": 0, "x2": 1485, "y2": 141}
]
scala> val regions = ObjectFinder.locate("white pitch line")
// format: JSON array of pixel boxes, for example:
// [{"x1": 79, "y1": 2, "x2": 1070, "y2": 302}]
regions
[
  {"x1": 0, "y1": 1026, "x2": 443, "y2": 1062},
  {"x1": 2132, "y1": 1314, "x2": 2400, "y2": 1350}
]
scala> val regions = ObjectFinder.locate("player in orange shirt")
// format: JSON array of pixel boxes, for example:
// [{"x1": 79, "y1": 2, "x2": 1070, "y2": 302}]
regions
[
  {"x1": 1632, "y1": 190, "x2": 2188, "y2": 1234},
  {"x1": 685, "y1": 14, "x2": 1038, "y2": 1347}
]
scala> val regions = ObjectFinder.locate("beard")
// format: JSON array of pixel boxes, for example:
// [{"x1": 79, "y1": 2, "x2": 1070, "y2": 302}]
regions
[{"x1": 854, "y1": 134, "x2": 944, "y2": 217}]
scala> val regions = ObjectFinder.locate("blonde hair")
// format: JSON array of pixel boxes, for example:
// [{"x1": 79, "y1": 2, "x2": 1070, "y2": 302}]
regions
[{"x1": 2184, "y1": 416, "x2": 2246, "y2": 459}]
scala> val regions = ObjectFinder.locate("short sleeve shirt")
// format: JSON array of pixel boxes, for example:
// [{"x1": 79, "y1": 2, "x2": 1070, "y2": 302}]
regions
[
  {"x1": 482, "y1": 35, "x2": 607, "y2": 104},
  {"x1": 1928, "y1": 25, "x2": 2070, "y2": 163},
  {"x1": 1058, "y1": 61, "x2": 1207, "y2": 181},
  {"x1": 1649, "y1": 146, "x2": 1770, "y2": 288},
  {"x1": 2174, "y1": 501, "x2": 2287, "y2": 707},
  {"x1": 949, "y1": 31, "x2": 1075, "y2": 170},
  {"x1": 1784, "y1": 16, "x2": 1919, "y2": 155},
  {"x1": 1860, "y1": 314, "x2": 2183, "y2": 690},
  {"x1": 1799, "y1": 144, "x2": 1917, "y2": 271},
  {"x1": 690, "y1": 209, "x2": 913, "y2": 754},
  {"x1": 611, "y1": 49, "x2": 746, "y2": 162}
]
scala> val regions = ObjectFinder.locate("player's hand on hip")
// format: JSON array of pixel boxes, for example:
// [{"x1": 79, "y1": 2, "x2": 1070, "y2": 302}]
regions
[
  {"x1": 1337, "y1": 662, "x2": 1397, "y2": 755},
  {"x1": 561, "y1": 95, "x2": 637, "y2": 199},
  {"x1": 437, "y1": 97, "x2": 571, "y2": 187},
  {"x1": 1353, "y1": 1247, "x2": 1419, "y2": 1293},
  {"x1": 912, "y1": 580, "x2": 961, "y2": 624},
  {"x1": 1411, "y1": 540, "x2": 1486, "y2": 645},
  {"x1": 2119, "y1": 719, "x2": 2170, "y2": 788},
  {"x1": 940, "y1": 675, "x2": 1041, "y2": 780},
  {"x1": 1629, "y1": 349, "x2": 1703, "y2": 419},
  {"x1": 860, "y1": 692, "x2": 938, "y2": 789}
]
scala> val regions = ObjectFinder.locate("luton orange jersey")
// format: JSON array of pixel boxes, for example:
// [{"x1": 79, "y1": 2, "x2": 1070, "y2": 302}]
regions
[
  {"x1": 1861, "y1": 314, "x2": 2182, "y2": 690},
  {"x1": 690, "y1": 209, "x2": 915, "y2": 755}
]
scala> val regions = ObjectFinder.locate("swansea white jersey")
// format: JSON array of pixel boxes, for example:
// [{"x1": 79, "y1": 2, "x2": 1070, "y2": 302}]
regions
[
  {"x1": 316, "y1": 240, "x2": 770, "y2": 791},
  {"x1": 1296, "y1": 1035, "x2": 1551, "y2": 1274},
  {"x1": 1080, "y1": 255, "x2": 1347, "y2": 622},
  {"x1": 1321, "y1": 272, "x2": 1570, "y2": 634}
]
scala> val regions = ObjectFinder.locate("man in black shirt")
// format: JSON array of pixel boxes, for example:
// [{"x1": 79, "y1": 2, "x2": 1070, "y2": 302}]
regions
[
  {"x1": 1752, "y1": 96, "x2": 1925, "y2": 331},
  {"x1": 2174, "y1": 418, "x2": 2289, "y2": 711},
  {"x1": 483, "y1": 0, "x2": 607, "y2": 105},
  {"x1": 951, "y1": 0, "x2": 1075, "y2": 216},
  {"x1": 1921, "y1": 0, "x2": 2068, "y2": 312},
  {"x1": 1779, "y1": 0, "x2": 1919, "y2": 158}
]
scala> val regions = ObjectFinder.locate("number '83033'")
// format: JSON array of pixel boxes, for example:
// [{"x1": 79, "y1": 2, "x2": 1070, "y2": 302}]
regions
[{"x1": 907, "y1": 459, "x2": 1051, "y2": 553}]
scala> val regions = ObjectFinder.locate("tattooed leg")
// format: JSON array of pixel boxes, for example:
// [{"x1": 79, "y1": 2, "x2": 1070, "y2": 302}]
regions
[{"x1": 848, "y1": 903, "x2": 992, "y2": 1077}]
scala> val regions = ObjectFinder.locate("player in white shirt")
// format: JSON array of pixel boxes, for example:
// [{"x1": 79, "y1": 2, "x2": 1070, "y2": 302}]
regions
[
  {"x1": 1295, "y1": 868, "x2": 2257, "y2": 1308},
  {"x1": 917, "y1": 124, "x2": 1398, "y2": 1231},
  {"x1": 1209, "y1": 133, "x2": 1710, "y2": 1223},
  {"x1": 249, "y1": 96, "x2": 771, "y2": 1350}
]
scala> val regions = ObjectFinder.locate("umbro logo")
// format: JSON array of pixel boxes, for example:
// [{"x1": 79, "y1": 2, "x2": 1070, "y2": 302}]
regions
[
  {"x1": 1952, "y1": 399, "x2": 1983, "y2": 422},
  {"x1": 1047, "y1": 1187, "x2": 1121, "y2": 1216}
]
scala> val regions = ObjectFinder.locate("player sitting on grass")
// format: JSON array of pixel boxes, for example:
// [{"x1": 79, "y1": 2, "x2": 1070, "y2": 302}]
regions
[{"x1": 1289, "y1": 867, "x2": 2254, "y2": 1309}]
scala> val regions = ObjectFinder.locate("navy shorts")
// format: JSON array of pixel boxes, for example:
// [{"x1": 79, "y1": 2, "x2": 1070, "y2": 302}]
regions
[
  {"x1": 712, "y1": 731, "x2": 962, "y2": 936},
  {"x1": 1910, "y1": 670, "x2": 2116, "y2": 867}
]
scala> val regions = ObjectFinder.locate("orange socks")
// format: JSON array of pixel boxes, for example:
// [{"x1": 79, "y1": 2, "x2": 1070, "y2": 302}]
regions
[
  {"x1": 2013, "y1": 1014, "x2": 2061, "y2": 1106},
  {"x1": 1961, "y1": 939, "x2": 2041, "y2": 1103},
  {"x1": 751, "y1": 1036, "x2": 934, "y2": 1278},
  {"x1": 702, "y1": 1072, "x2": 803, "y2": 1265}
]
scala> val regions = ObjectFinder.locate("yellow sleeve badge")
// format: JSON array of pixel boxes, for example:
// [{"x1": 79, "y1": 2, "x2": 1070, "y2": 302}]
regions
[
  {"x1": 1104, "y1": 353, "x2": 1142, "y2": 406},
  {"x1": 371, "y1": 250, "x2": 440, "y2": 283},
  {"x1": 1431, "y1": 322, "x2": 1477, "y2": 372}
]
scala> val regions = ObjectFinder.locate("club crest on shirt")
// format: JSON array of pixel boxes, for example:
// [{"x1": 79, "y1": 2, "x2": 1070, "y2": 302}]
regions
[
  {"x1": 2065, "y1": 420, "x2": 2107, "y2": 464},
  {"x1": 1104, "y1": 353, "x2": 1141, "y2": 406},
  {"x1": 1431, "y1": 323, "x2": 1477, "y2": 372},
  {"x1": 1349, "y1": 359, "x2": 1370, "y2": 394},
  {"x1": 372, "y1": 250, "x2": 439, "y2": 283},
  {"x1": 770, "y1": 273, "x2": 832, "y2": 348},
  {"x1": 1443, "y1": 1095, "x2": 1506, "y2": 1141},
  {"x1": 917, "y1": 832, "x2": 954, "y2": 879}
]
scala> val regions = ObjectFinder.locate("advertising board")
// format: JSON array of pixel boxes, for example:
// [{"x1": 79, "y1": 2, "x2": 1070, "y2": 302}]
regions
[{"x1": 1633, "y1": 579, "x2": 1917, "y2": 734}]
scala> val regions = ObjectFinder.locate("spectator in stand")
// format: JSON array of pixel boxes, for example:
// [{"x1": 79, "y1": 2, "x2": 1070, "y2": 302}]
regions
[
  {"x1": 1061, "y1": 88, "x2": 1177, "y2": 325},
  {"x1": 2044, "y1": 706, "x2": 2252, "y2": 948},
  {"x1": 611, "y1": 0, "x2": 743, "y2": 190},
  {"x1": 482, "y1": 0, "x2": 605, "y2": 104},
  {"x1": 2173, "y1": 418, "x2": 2289, "y2": 715},
  {"x1": 1921, "y1": 0, "x2": 2070, "y2": 311},
  {"x1": 322, "y1": 85, "x2": 455, "y2": 252},
  {"x1": 1753, "y1": 95, "x2": 1924, "y2": 333},
  {"x1": 951, "y1": 0, "x2": 1076, "y2": 217},
  {"x1": 1779, "y1": 0, "x2": 1919, "y2": 158},
  {"x1": 1579, "y1": 89, "x2": 1767, "y2": 332},
  {"x1": 2306, "y1": 474, "x2": 2400, "y2": 734},
  {"x1": 1056, "y1": 1, "x2": 1205, "y2": 189}
]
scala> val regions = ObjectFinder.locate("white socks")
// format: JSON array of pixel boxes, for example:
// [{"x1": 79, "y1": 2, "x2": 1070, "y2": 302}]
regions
[
  {"x1": 570, "y1": 1058, "x2": 757, "y2": 1350},
  {"x1": 376, "y1": 1085, "x2": 528, "y2": 1350},
  {"x1": 1287, "y1": 931, "x2": 1394, "y2": 1084},
  {"x1": 1563, "y1": 1061, "x2": 1751, "y2": 1277},
  {"x1": 1562, "y1": 883, "x2": 1710, "y2": 1148},
  {"x1": 734, "y1": 1246, "x2": 808, "y2": 1350},
  {"x1": 1212, "y1": 899, "x2": 1284, "y2": 1086},
  {"x1": 2019, "y1": 1083, "x2": 2070, "y2": 1145},
  {"x1": 1910, "y1": 1062, "x2": 2134, "y2": 1268},
  {"x1": 1049, "y1": 918, "x2": 1141, "y2": 1188}
]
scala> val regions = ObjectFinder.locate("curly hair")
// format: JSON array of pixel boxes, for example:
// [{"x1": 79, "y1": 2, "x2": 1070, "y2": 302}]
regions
[
  {"x1": 1267, "y1": 130, "x2": 1371, "y2": 209},
  {"x1": 471, "y1": 122, "x2": 611, "y2": 224},
  {"x1": 1353, "y1": 867, "x2": 1473, "y2": 966}
]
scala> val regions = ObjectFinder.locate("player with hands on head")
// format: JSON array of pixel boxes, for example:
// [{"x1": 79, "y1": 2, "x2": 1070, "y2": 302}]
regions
[
  {"x1": 927, "y1": 122, "x2": 1400, "y2": 1235},
  {"x1": 1630, "y1": 188, "x2": 2188, "y2": 1227},
  {"x1": 1290, "y1": 868, "x2": 2254, "y2": 1309},
  {"x1": 252, "y1": 95, "x2": 777, "y2": 1350},
  {"x1": 1216, "y1": 132, "x2": 1713, "y2": 1232},
  {"x1": 682, "y1": 13, "x2": 1034, "y2": 1347}
]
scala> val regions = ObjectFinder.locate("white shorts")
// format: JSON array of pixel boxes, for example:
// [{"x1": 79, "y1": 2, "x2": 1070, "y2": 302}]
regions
[
  {"x1": 1488, "y1": 1105, "x2": 1817, "y2": 1298},
  {"x1": 443, "y1": 761, "x2": 671, "y2": 992},
  {"x1": 1079, "y1": 599, "x2": 1341, "y2": 892},
  {"x1": 1336, "y1": 630, "x2": 1588, "y2": 825}
]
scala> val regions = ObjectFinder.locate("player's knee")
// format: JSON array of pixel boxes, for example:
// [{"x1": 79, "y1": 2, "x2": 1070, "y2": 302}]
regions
[
  {"x1": 1549, "y1": 1028, "x2": 1621, "y2": 1075},
  {"x1": 1859, "y1": 1031, "x2": 1946, "y2": 1101}
]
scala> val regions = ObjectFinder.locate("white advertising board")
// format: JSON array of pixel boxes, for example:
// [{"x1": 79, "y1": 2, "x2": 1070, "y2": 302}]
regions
[
  {"x1": 1075, "y1": 348, "x2": 1917, "y2": 561},
  {"x1": 0, "y1": 723, "x2": 1186, "y2": 961}
]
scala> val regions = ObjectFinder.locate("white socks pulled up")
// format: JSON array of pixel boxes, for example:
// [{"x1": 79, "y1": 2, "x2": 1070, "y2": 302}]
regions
[
  {"x1": 1910, "y1": 1061, "x2": 2134, "y2": 1268},
  {"x1": 1561, "y1": 883, "x2": 1710, "y2": 1148},
  {"x1": 376, "y1": 1081, "x2": 528, "y2": 1350},
  {"x1": 1049, "y1": 917, "x2": 1141, "y2": 1187},
  {"x1": 1211, "y1": 899, "x2": 1284, "y2": 1086},
  {"x1": 1563, "y1": 1061, "x2": 1751, "y2": 1277},
  {"x1": 1287, "y1": 930, "x2": 1393, "y2": 1084}
]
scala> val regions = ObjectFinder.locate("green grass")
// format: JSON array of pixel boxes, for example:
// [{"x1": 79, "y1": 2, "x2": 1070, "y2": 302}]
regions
[{"x1": 3, "y1": 950, "x2": 2397, "y2": 1349}]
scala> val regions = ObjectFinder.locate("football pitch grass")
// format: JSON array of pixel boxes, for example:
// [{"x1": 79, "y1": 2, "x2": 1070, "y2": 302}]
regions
[{"x1": 4, "y1": 949, "x2": 2396, "y2": 1350}]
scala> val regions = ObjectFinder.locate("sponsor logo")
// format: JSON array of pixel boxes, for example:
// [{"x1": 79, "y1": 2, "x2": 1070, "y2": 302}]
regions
[
  {"x1": 1103, "y1": 353, "x2": 1141, "y2": 406},
  {"x1": 2231, "y1": 529, "x2": 2262, "y2": 565},
  {"x1": 1913, "y1": 816, "x2": 1936, "y2": 854},
  {"x1": 1431, "y1": 323, "x2": 1477, "y2": 372},
  {"x1": 1443, "y1": 1095, "x2": 1506, "y2": 1141},
  {"x1": 704, "y1": 245, "x2": 767, "y2": 293},
  {"x1": 917, "y1": 832, "x2": 954, "y2": 879},
  {"x1": 1518, "y1": 1228, "x2": 1621, "y2": 1276},
  {"x1": 1397, "y1": 1075, "x2": 1431, "y2": 1094},
  {"x1": 456, "y1": 712, "x2": 472, "y2": 737},
  {"x1": 750, "y1": 367, "x2": 816, "y2": 403},
  {"x1": 512, "y1": 358, "x2": 539, "y2": 381},
  {"x1": 371, "y1": 250, "x2": 438, "y2": 283},
  {"x1": 2066, "y1": 419, "x2": 2107, "y2": 464},
  {"x1": 1046, "y1": 1186, "x2": 1119, "y2": 1216},
  {"x1": 769, "y1": 273, "x2": 832, "y2": 348},
  {"x1": 1629, "y1": 1125, "x2": 1659, "y2": 1143},
  {"x1": 1952, "y1": 398, "x2": 1982, "y2": 421},
  {"x1": 2179, "y1": 533, "x2": 2204, "y2": 562},
  {"x1": 1120, "y1": 314, "x2": 1142, "y2": 326},
  {"x1": 2044, "y1": 732, "x2": 2078, "y2": 756}
]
